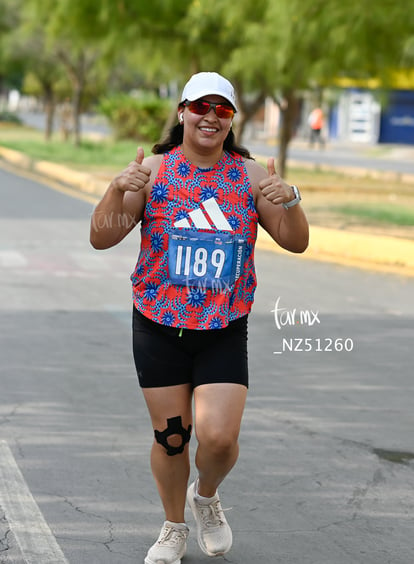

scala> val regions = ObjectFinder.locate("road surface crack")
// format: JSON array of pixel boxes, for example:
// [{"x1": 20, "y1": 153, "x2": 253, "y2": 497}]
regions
[
  {"x1": 54, "y1": 495, "x2": 115, "y2": 551},
  {"x1": 0, "y1": 512, "x2": 11, "y2": 553}
]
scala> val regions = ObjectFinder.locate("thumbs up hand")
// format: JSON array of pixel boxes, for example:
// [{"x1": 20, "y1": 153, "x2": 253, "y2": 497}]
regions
[
  {"x1": 267, "y1": 157, "x2": 277, "y2": 177},
  {"x1": 135, "y1": 146, "x2": 145, "y2": 165},
  {"x1": 259, "y1": 158, "x2": 295, "y2": 206},
  {"x1": 112, "y1": 146, "x2": 152, "y2": 193}
]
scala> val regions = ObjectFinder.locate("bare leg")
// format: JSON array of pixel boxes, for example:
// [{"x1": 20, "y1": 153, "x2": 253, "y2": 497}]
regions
[
  {"x1": 194, "y1": 383, "x2": 247, "y2": 497},
  {"x1": 142, "y1": 384, "x2": 193, "y2": 523}
]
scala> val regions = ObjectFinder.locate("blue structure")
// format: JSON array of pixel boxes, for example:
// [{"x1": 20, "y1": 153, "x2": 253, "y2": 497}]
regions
[
  {"x1": 328, "y1": 88, "x2": 414, "y2": 145},
  {"x1": 379, "y1": 90, "x2": 414, "y2": 144}
]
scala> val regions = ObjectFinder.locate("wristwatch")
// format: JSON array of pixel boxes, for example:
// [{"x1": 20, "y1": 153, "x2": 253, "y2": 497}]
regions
[{"x1": 282, "y1": 185, "x2": 301, "y2": 209}]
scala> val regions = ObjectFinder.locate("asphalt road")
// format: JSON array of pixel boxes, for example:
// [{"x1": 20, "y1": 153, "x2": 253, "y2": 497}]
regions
[{"x1": 1, "y1": 166, "x2": 414, "y2": 563}]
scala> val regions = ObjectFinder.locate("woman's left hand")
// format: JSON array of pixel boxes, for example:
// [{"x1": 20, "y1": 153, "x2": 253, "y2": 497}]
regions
[{"x1": 258, "y1": 158, "x2": 295, "y2": 206}]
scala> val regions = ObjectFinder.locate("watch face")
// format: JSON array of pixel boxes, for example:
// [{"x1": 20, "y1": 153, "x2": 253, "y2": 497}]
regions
[
  {"x1": 283, "y1": 186, "x2": 301, "y2": 209},
  {"x1": 292, "y1": 185, "x2": 301, "y2": 200}
]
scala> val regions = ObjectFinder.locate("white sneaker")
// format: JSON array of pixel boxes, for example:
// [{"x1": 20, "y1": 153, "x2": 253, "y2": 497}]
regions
[
  {"x1": 144, "y1": 521, "x2": 189, "y2": 564},
  {"x1": 187, "y1": 480, "x2": 233, "y2": 557}
]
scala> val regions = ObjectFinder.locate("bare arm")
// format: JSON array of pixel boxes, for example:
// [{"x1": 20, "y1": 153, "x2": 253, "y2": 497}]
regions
[
  {"x1": 246, "y1": 158, "x2": 309, "y2": 253},
  {"x1": 90, "y1": 147, "x2": 160, "y2": 250}
]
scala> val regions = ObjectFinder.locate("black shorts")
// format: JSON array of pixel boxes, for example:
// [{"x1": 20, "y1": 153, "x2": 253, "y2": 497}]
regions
[{"x1": 132, "y1": 307, "x2": 249, "y2": 389}]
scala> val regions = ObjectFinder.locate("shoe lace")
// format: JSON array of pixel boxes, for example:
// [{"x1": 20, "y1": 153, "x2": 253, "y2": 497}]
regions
[
  {"x1": 158, "y1": 525, "x2": 187, "y2": 547},
  {"x1": 198, "y1": 500, "x2": 226, "y2": 528}
]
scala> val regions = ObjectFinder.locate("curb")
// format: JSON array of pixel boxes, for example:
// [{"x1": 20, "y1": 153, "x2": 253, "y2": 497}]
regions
[
  {"x1": 1, "y1": 146, "x2": 414, "y2": 278},
  {"x1": 256, "y1": 226, "x2": 414, "y2": 278},
  {"x1": 0, "y1": 146, "x2": 109, "y2": 196}
]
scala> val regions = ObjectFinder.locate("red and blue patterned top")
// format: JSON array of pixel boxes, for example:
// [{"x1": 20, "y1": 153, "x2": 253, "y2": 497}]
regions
[{"x1": 131, "y1": 145, "x2": 258, "y2": 330}]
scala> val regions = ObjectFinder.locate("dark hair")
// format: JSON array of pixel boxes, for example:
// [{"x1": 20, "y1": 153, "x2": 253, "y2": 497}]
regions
[{"x1": 152, "y1": 123, "x2": 253, "y2": 159}]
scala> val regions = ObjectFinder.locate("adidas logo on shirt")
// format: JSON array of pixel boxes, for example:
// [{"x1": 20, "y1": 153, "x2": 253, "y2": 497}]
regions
[{"x1": 174, "y1": 197, "x2": 232, "y2": 231}]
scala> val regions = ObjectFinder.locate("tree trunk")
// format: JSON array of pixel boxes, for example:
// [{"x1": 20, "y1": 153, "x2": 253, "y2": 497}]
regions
[
  {"x1": 57, "y1": 49, "x2": 87, "y2": 147},
  {"x1": 161, "y1": 100, "x2": 180, "y2": 140},
  {"x1": 72, "y1": 83, "x2": 83, "y2": 147},
  {"x1": 233, "y1": 89, "x2": 266, "y2": 146},
  {"x1": 43, "y1": 83, "x2": 55, "y2": 141},
  {"x1": 277, "y1": 89, "x2": 300, "y2": 178},
  {"x1": 233, "y1": 110, "x2": 250, "y2": 145}
]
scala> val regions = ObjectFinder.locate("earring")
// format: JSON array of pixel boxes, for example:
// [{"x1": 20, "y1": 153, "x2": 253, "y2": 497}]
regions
[{"x1": 179, "y1": 114, "x2": 184, "y2": 124}]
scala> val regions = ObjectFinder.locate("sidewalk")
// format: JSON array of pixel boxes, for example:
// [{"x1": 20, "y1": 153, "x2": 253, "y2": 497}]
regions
[{"x1": 1, "y1": 144, "x2": 414, "y2": 278}]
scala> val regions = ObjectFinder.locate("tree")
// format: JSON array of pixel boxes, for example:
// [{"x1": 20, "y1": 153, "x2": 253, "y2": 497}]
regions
[
  {"x1": 4, "y1": 0, "x2": 113, "y2": 144},
  {"x1": 0, "y1": 0, "x2": 23, "y2": 97},
  {"x1": 5, "y1": 20, "x2": 64, "y2": 139},
  {"x1": 29, "y1": 0, "x2": 192, "y2": 144},
  {"x1": 54, "y1": 44, "x2": 101, "y2": 145},
  {"x1": 4, "y1": 0, "x2": 413, "y2": 165},
  {"x1": 225, "y1": 0, "x2": 414, "y2": 175},
  {"x1": 182, "y1": 0, "x2": 272, "y2": 143}
]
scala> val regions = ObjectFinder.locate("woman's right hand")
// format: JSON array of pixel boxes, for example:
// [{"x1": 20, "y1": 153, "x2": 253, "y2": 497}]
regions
[{"x1": 111, "y1": 147, "x2": 152, "y2": 193}]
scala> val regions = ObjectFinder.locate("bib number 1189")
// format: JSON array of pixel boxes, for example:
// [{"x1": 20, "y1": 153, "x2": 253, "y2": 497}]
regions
[
  {"x1": 168, "y1": 229, "x2": 245, "y2": 288},
  {"x1": 175, "y1": 245, "x2": 225, "y2": 279}
]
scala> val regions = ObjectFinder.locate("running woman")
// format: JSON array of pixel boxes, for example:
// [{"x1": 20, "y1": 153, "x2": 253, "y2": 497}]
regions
[{"x1": 90, "y1": 71, "x2": 309, "y2": 564}]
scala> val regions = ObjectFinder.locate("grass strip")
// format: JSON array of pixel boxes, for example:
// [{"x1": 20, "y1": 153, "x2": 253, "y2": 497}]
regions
[
  {"x1": 332, "y1": 204, "x2": 414, "y2": 227},
  {"x1": 0, "y1": 125, "x2": 151, "y2": 170}
]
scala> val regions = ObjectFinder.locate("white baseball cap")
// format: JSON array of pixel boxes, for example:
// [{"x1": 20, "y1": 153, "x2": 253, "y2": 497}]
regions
[{"x1": 180, "y1": 72, "x2": 238, "y2": 111}]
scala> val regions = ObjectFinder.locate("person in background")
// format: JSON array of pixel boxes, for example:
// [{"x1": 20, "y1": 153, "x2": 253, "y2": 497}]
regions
[
  {"x1": 308, "y1": 106, "x2": 325, "y2": 148},
  {"x1": 90, "y1": 71, "x2": 309, "y2": 564}
]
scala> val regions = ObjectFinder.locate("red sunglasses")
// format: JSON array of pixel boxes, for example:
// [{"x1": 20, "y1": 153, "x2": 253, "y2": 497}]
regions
[{"x1": 184, "y1": 99, "x2": 235, "y2": 119}]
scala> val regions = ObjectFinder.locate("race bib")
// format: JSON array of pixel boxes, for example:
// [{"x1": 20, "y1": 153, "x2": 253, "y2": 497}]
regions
[{"x1": 168, "y1": 229, "x2": 246, "y2": 289}]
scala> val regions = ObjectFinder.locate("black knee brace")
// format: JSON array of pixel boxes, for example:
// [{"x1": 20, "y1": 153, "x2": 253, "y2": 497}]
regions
[{"x1": 154, "y1": 416, "x2": 192, "y2": 456}]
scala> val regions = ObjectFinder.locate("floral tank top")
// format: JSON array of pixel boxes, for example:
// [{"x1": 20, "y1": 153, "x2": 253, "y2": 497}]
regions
[{"x1": 131, "y1": 145, "x2": 258, "y2": 330}]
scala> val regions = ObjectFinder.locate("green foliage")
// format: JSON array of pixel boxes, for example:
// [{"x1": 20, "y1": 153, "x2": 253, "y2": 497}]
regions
[
  {"x1": 2, "y1": 0, "x2": 414, "y2": 167},
  {"x1": 0, "y1": 111, "x2": 21, "y2": 123},
  {"x1": 98, "y1": 94, "x2": 172, "y2": 142}
]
